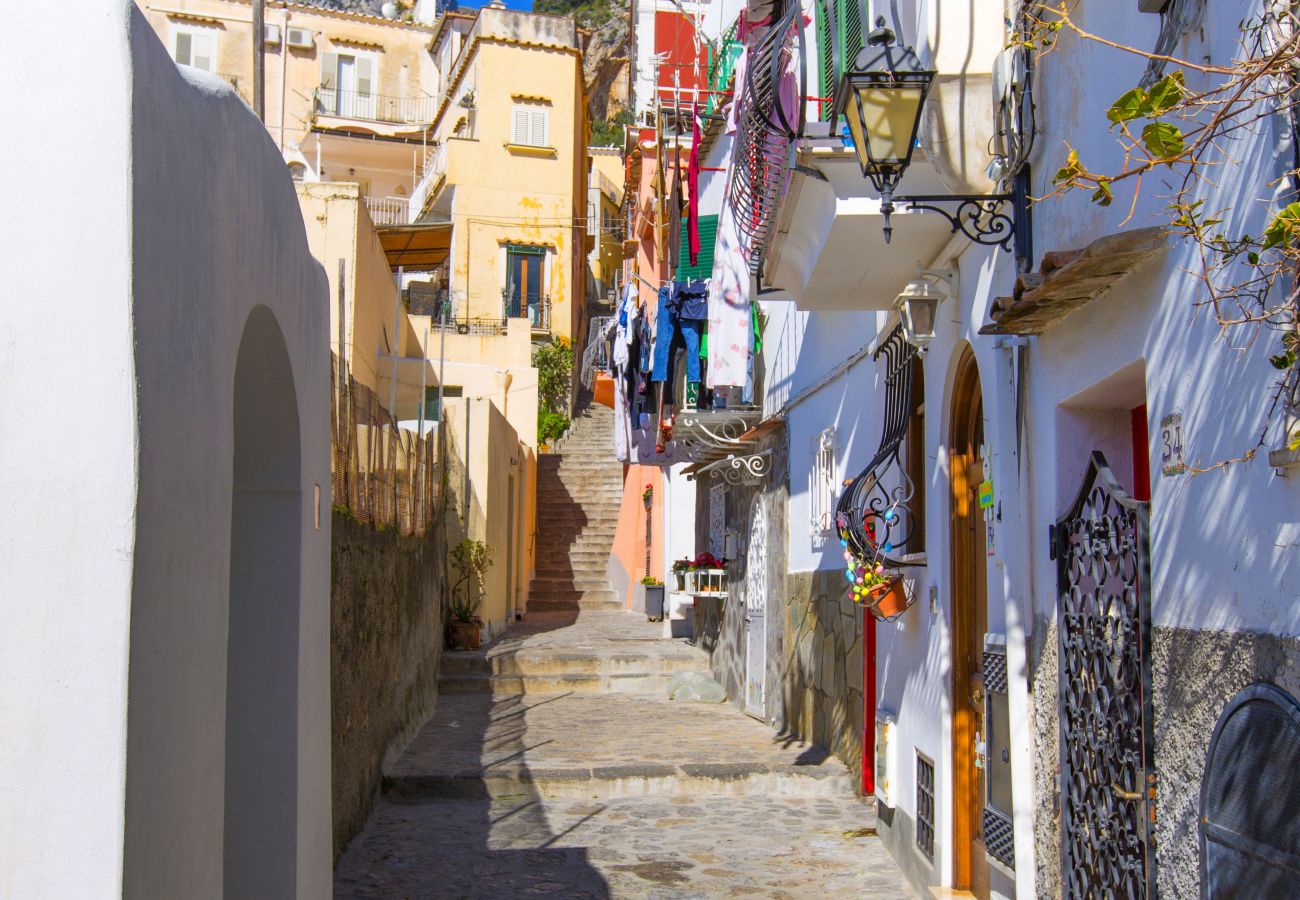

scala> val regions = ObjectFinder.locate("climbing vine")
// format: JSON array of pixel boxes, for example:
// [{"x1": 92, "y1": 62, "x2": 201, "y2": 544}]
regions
[{"x1": 1020, "y1": 2, "x2": 1300, "y2": 464}]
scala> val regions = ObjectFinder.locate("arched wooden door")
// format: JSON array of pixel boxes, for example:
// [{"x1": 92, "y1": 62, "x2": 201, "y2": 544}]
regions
[{"x1": 949, "y1": 346, "x2": 990, "y2": 897}]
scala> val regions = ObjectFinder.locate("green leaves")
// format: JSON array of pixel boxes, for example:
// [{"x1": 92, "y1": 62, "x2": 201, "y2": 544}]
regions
[
  {"x1": 1053, "y1": 148, "x2": 1085, "y2": 186},
  {"x1": 1263, "y1": 202, "x2": 1300, "y2": 249},
  {"x1": 1141, "y1": 122, "x2": 1185, "y2": 160},
  {"x1": 1091, "y1": 183, "x2": 1114, "y2": 206},
  {"x1": 1106, "y1": 71, "x2": 1186, "y2": 124}
]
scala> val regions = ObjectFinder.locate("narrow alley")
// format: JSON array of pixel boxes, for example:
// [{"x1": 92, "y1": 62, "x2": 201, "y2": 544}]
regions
[{"x1": 334, "y1": 401, "x2": 913, "y2": 898}]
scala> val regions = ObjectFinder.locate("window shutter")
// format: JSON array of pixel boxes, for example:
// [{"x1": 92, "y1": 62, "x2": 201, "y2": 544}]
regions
[
  {"x1": 320, "y1": 52, "x2": 338, "y2": 90},
  {"x1": 511, "y1": 107, "x2": 529, "y2": 144},
  {"x1": 356, "y1": 56, "x2": 373, "y2": 98},
  {"x1": 816, "y1": 0, "x2": 836, "y2": 120},
  {"x1": 676, "y1": 213, "x2": 719, "y2": 280},
  {"x1": 838, "y1": 0, "x2": 866, "y2": 77},
  {"x1": 174, "y1": 31, "x2": 192, "y2": 66},
  {"x1": 530, "y1": 109, "x2": 547, "y2": 147},
  {"x1": 192, "y1": 33, "x2": 213, "y2": 71}
]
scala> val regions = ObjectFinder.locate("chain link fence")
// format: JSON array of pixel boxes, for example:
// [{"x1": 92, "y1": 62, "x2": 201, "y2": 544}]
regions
[{"x1": 331, "y1": 356, "x2": 438, "y2": 534}]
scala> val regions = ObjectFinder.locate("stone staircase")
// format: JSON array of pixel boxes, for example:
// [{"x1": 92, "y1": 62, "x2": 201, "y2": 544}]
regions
[{"x1": 528, "y1": 399, "x2": 623, "y2": 614}]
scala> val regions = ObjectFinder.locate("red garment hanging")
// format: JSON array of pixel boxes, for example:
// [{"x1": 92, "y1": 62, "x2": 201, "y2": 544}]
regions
[{"x1": 687, "y1": 101, "x2": 702, "y2": 267}]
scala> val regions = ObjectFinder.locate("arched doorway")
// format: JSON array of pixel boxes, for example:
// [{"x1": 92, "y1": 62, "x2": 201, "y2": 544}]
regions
[
  {"x1": 949, "y1": 345, "x2": 989, "y2": 897},
  {"x1": 225, "y1": 306, "x2": 302, "y2": 898}
]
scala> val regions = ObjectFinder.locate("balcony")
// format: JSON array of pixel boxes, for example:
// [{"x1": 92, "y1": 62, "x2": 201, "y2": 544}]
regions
[
  {"x1": 703, "y1": 19, "x2": 742, "y2": 121},
  {"x1": 501, "y1": 290, "x2": 552, "y2": 334},
  {"x1": 314, "y1": 87, "x2": 436, "y2": 126},
  {"x1": 364, "y1": 195, "x2": 411, "y2": 226}
]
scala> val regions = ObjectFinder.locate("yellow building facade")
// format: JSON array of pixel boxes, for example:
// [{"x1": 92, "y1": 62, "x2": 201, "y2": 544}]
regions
[
  {"x1": 136, "y1": 0, "x2": 439, "y2": 215},
  {"x1": 413, "y1": 5, "x2": 589, "y2": 347},
  {"x1": 587, "y1": 146, "x2": 626, "y2": 306}
]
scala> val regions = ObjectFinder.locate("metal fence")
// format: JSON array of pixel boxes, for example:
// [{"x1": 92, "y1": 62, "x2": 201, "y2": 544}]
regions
[
  {"x1": 331, "y1": 359, "x2": 437, "y2": 535},
  {"x1": 365, "y1": 195, "x2": 410, "y2": 226},
  {"x1": 315, "y1": 87, "x2": 436, "y2": 124}
]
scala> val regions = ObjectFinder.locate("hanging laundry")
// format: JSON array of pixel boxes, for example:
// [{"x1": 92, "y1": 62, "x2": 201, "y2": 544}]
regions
[
  {"x1": 687, "y1": 102, "x2": 702, "y2": 266},
  {"x1": 667, "y1": 148, "x2": 684, "y2": 273},
  {"x1": 706, "y1": 199, "x2": 751, "y2": 391}
]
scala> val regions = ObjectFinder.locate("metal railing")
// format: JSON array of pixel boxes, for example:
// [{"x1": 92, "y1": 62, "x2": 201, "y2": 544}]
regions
[
  {"x1": 410, "y1": 142, "x2": 448, "y2": 216},
  {"x1": 314, "y1": 87, "x2": 436, "y2": 124},
  {"x1": 364, "y1": 195, "x2": 410, "y2": 226},
  {"x1": 580, "y1": 315, "x2": 614, "y2": 389},
  {"x1": 705, "y1": 20, "x2": 743, "y2": 120},
  {"x1": 502, "y1": 291, "x2": 552, "y2": 332}
]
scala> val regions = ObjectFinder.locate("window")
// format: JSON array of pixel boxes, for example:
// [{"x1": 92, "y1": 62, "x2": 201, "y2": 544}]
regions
[
  {"x1": 505, "y1": 244, "x2": 546, "y2": 324},
  {"x1": 810, "y1": 427, "x2": 837, "y2": 543},
  {"x1": 287, "y1": 162, "x2": 307, "y2": 182},
  {"x1": 916, "y1": 752, "x2": 935, "y2": 861},
  {"x1": 420, "y1": 385, "x2": 462, "y2": 422},
  {"x1": 172, "y1": 24, "x2": 217, "y2": 72},
  {"x1": 319, "y1": 51, "x2": 375, "y2": 118},
  {"x1": 903, "y1": 360, "x2": 925, "y2": 553},
  {"x1": 510, "y1": 105, "x2": 549, "y2": 147}
]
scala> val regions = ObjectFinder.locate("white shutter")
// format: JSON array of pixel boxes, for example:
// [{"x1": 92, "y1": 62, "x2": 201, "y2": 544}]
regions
[
  {"x1": 530, "y1": 109, "x2": 548, "y2": 147},
  {"x1": 356, "y1": 56, "x2": 373, "y2": 98},
  {"x1": 511, "y1": 107, "x2": 529, "y2": 145},
  {"x1": 320, "y1": 52, "x2": 338, "y2": 90},
  {"x1": 192, "y1": 32, "x2": 213, "y2": 71}
]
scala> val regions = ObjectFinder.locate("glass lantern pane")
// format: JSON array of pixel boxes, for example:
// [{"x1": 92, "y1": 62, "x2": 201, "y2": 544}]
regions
[{"x1": 855, "y1": 84, "x2": 925, "y2": 166}]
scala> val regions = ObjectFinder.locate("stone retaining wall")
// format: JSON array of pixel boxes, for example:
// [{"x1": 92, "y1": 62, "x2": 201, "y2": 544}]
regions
[
  {"x1": 330, "y1": 511, "x2": 446, "y2": 860},
  {"x1": 782, "y1": 569, "x2": 866, "y2": 785}
]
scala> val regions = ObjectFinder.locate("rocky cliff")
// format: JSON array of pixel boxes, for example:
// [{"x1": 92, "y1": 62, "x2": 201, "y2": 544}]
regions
[{"x1": 534, "y1": 0, "x2": 631, "y2": 138}]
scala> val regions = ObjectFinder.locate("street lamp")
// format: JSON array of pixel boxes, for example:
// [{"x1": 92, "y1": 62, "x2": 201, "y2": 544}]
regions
[
  {"x1": 833, "y1": 20, "x2": 934, "y2": 245},
  {"x1": 894, "y1": 276, "x2": 945, "y2": 350},
  {"x1": 833, "y1": 18, "x2": 1019, "y2": 254}
]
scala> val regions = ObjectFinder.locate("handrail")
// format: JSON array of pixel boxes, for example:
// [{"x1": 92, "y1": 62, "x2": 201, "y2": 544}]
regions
[{"x1": 314, "y1": 86, "x2": 436, "y2": 125}]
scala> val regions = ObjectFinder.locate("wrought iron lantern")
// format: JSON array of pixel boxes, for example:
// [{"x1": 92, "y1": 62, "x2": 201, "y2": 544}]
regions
[
  {"x1": 834, "y1": 21, "x2": 934, "y2": 244},
  {"x1": 894, "y1": 276, "x2": 944, "y2": 350},
  {"x1": 833, "y1": 18, "x2": 1020, "y2": 254}
]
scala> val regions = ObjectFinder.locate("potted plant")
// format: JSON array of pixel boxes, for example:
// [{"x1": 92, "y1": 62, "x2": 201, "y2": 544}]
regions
[
  {"x1": 642, "y1": 483, "x2": 654, "y2": 510},
  {"x1": 641, "y1": 576, "x2": 666, "y2": 622},
  {"x1": 671, "y1": 558, "x2": 692, "y2": 591},
  {"x1": 845, "y1": 554, "x2": 910, "y2": 621},
  {"x1": 447, "y1": 537, "x2": 494, "y2": 650}
]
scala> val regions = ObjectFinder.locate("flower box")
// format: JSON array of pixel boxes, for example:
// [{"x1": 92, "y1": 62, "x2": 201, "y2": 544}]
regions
[{"x1": 688, "y1": 568, "x2": 727, "y2": 595}]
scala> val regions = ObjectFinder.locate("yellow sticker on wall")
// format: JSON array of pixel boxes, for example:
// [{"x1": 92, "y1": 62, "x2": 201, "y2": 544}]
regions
[{"x1": 978, "y1": 479, "x2": 994, "y2": 510}]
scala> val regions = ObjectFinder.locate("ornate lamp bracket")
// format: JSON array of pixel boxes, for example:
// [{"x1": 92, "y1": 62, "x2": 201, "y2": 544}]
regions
[
  {"x1": 894, "y1": 194, "x2": 1016, "y2": 252},
  {"x1": 690, "y1": 450, "x2": 773, "y2": 486}
]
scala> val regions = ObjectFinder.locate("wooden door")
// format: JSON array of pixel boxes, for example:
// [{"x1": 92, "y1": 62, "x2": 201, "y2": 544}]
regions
[{"x1": 950, "y1": 347, "x2": 990, "y2": 898}]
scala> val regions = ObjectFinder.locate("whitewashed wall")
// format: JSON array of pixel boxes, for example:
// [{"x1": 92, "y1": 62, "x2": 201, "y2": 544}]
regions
[{"x1": 0, "y1": 4, "x2": 332, "y2": 897}]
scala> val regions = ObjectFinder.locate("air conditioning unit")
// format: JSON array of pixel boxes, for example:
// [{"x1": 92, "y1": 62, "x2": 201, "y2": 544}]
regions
[
  {"x1": 263, "y1": 23, "x2": 282, "y2": 45},
  {"x1": 875, "y1": 711, "x2": 897, "y2": 808},
  {"x1": 286, "y1": 27, "x2": 314, "y2": 49}
]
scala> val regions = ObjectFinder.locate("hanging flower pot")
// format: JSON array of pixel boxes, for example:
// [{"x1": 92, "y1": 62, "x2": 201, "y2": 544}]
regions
[{"x1": 865, "y1": 576, "x2": 909, "y2": 620}]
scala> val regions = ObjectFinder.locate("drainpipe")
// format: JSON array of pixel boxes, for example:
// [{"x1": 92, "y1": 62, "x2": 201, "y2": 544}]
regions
[
  {"x1": 279, "y1": 8, "x2": 289, "y2": 150},
  {"x1": 993, "y1": 335, "x2": 1037, "y2": 899},
  {"x1": 390, "y1": 265, "x2": 404, "y2": 417}
]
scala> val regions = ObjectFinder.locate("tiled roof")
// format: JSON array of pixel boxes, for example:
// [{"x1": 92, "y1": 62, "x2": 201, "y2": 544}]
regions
[{"x1": 293, "y1": 0, "x2": 389, "y2": 17}]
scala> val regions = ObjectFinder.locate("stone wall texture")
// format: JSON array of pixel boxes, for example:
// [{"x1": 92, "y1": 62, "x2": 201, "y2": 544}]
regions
[
  {"x1": 1030, "y1": 614, "x2": 1061, "y2": 900},
  {"x1": 782, "y1": 569, "x2": 866, "y2": 786},
  {"x1": 330, "y1": 511, "x2": 446, "y2": 860}
]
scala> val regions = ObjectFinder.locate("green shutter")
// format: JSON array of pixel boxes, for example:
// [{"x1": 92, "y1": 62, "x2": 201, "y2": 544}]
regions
[
  {"x1": 838, "y1": 0, "x2": 866, "y2": 76},
  {"x1": 816, "y1": 0, "x2": 835, "y2": 120},
  {"x1": 676, "y1": 214, "x2": 719, "y2": 281}
]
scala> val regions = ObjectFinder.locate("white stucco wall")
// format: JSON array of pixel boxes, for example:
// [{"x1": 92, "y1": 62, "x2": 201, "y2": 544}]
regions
[{"x1": 0, "y1": 4, "x2": 332, "y2": 897}]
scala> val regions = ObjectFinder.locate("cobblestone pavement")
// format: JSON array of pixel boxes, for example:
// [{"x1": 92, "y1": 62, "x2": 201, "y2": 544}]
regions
[
  {"x1": 335, "y1": 794, "x2": 914, "y2": 899},
  {"x1": 335, "y1": 611, "x2": 915, "y2": 898}
]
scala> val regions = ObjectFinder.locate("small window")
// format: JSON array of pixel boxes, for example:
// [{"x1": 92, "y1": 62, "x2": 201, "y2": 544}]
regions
[
  {"x1": 172, "y1": 24, "x2": 217, "y2": 72},
  {"x1": 511, "y1": 105, "x2": 549, "y2": 147},
  {"x1": 810, "y1": 427, "x2": 836, "y2": 543},
  {"x1": 916, "y1": 751, "x2": 936, "y2": 862},
  {"x1": 421, "y1": 385, "x2": 462, "y2": 422},
  {"x1": 287, "y1": 162, "x2": 307, "y2": 181}
]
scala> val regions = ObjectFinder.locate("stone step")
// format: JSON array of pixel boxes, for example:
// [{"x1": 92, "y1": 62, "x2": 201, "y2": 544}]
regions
[
  {"x1": 527, "y1": 596, "x2": 624, "y2": 612},
  {"x1": 527, "y1": 588, "x2": 618, "y2": 604},
  {"x1": 439, "y1": 650, "x2": 703, "y2": 679},
  {"x1": 386, "y1": 756, "x2": 859, "y2": 802},
  {"x1": 528, "y1": 577, "x2": 613, "y2": 592}
]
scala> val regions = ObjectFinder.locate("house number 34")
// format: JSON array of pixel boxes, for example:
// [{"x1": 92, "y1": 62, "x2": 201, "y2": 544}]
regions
[{"x1": 1160, "y1": 412, "x2": 1186, "y2": 477}]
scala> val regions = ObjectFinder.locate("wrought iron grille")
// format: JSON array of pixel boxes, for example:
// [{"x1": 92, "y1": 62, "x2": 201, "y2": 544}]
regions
[
  {"x1": 726, "y1": 0, "x2": 805, "y2": 276},
  {"x1": 1050, "y1": 451, "x2": 1156, "y2": 899},
  {"x1": 834, "y1": 325, "x2": 920, "y2": 566},
  {"x1": 1200, "y1": 683, "x2": 1300, "y2": 899},
  {"x1": 916, "y1": 752, "x2": 936, "y2": 861}
]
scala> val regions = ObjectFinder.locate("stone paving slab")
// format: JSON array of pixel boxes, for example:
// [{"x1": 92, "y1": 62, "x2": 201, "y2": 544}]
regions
[
  {"x1": 388, "y1": 690, "x2": 851, "y2": 799},
  {"x1": 334, "y1": 794, "x2": 915, "y2": 899}
]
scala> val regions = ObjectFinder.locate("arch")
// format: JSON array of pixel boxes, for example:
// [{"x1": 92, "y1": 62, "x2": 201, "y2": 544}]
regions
[
  {"x1": 225, "y1": 305, "x2": 302, "y2": 898},
  {"x1": 947, "y1": 343, "x2": 990, "y2": 896},
  {"x1": 1200, "y1": 682, "x2": 1300, "y2": 897}
]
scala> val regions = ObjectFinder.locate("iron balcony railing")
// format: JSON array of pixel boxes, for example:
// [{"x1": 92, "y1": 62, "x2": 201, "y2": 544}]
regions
[
  {"x1": 406, "y1": 287, "x2": 509, "y2": 335},
  {"x1": 704, "y1": 19, "x2": 743, "y2": 120},
  {"x1": 314, "y1": 87, "x2": 436, "y2": 125},
  {"x1": 580, "y1": 315, "x2": 614, "y2": 390},
  {"x1": 501, "y1": 291, "x2": 552, "y2": 332},
  {"x1": 364, "y1": 195, "x2": 411, "y2": 226}
]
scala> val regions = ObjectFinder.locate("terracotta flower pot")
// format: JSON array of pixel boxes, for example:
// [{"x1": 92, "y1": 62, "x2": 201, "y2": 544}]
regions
[
  {"x1": 449, "y1": 620, "x2": 480, "y2": 651},
  {"x1": 866, "y1": 577, "x2": 909, "y2": 620}
]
